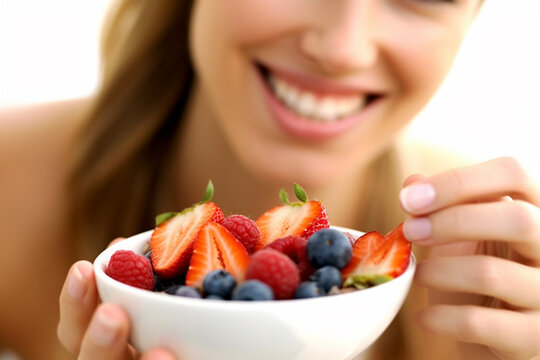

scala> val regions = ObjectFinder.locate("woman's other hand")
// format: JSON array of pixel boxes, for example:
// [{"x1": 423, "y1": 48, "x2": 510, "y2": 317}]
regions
[
  {"x1": 57, "y1": 258, "x2": 176, "y2": 359},
  {"x1": 400, "y1": 157, "x2": 540, "y2": 360}
]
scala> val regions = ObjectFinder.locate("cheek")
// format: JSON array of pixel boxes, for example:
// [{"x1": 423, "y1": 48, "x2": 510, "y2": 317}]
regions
[
  {"x1": 216, "y1": 0, "x2": 307, "y2": 43},
  {"x1": 386, "y1": 18, "x2": 468, "y2": 100},
  {"x1": 377, "y1": 21, "x2": 469, "y2": 138}
]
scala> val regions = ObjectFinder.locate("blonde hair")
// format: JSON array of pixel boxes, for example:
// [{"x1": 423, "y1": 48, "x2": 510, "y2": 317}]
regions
[{"x1": 70, "y1": 0, "x2": 194, "y2": 256}]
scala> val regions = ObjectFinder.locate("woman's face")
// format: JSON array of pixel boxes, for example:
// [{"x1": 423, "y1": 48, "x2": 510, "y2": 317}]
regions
[{"x1": 189, "y1": 0, "x2": 480, "y2": 186}]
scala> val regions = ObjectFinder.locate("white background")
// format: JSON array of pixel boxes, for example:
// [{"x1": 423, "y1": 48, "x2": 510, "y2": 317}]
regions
[{"x1": 0, "y1": 0, "x2": 539, "y2": 178}]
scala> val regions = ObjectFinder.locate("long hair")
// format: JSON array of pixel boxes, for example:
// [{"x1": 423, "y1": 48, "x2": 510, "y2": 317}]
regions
[{"x1": 70, "y1": 0, "x2": 194, "y2": 256}]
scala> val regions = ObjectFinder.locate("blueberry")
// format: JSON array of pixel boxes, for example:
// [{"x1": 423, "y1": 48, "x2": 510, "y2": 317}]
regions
[
  {"x1": 203, "y1": 269, "x2": 237, "y2": 299},
  {"x1": 153, "y1": 274, "x2": 167, "y2": 292},
  {"x1": 232, "y1": 280, "x2": 274, "y2": 301},
  {"x1": 310, "y1": 266, "x2": 343, "y2": 292},
  {"x1": 144, "y1": 249, "x2": 152, "y2": 261},
  {"x1": 164, "y1": 284, "x2": 181, "y2": 295},
  {"x1": 306, "y1": 229, "x2": 352, "y2": 269},
  {"x1": 159, "y1": 276, "x2": 185, "y2": 293},
  {"x1": 168, "y1": 285, "x2": 202, "y2": 298},
  {"x1": 294, "y1": 281, "x2": 324, "y2": 299},
  {"x1": 205, "y1": 294, "x2": 225, "y2": 300}
]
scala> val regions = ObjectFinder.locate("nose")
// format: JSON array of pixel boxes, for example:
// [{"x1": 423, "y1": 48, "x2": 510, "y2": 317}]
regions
[{"x1": 300, "y1": 1, "x2": 379, "y2": 74}]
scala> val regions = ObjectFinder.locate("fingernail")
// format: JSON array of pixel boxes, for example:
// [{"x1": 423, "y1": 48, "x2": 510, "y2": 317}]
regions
[
  {"x1": 400, "y1": 183, "x2": 436, "y2": 213},
  {"x1": 67, "y1": 264, "x2": 87, "y2": 300},
  {"x1": 90, "y1": 306, "x2": 122, "y2": 346},
  {"x1": 403, "y1": 218, "x2": 431, "y2": 241}
]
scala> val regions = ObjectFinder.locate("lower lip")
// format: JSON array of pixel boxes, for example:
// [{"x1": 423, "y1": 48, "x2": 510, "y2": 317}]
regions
[{"x1": 256, "y1": 67, "x2": 374, "y2": 141}]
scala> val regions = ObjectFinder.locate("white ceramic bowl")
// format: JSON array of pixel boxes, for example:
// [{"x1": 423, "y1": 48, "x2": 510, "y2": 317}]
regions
[{"x1": 94, "y1": 226, "x2": 416, "y2": 360}]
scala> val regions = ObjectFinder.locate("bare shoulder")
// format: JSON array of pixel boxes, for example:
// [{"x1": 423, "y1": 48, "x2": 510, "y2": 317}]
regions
[
  {"x1": 0, "y1": 98, "x2": 89, "y2": 167},
  {"x1": 0, "y1": 97, "x2": 94, "y2": 236},
  {"x1": 0, "y1": 98, "x2": 91, "y2": 213},
  {"x1": 0, "y1": 98, "x2": 92, "y2": 357},
  {"x1": 0, "y1": 96, "x2": 92, "y2": 237},
  {"x1": 0, "y1": 97, "x2": 90, "y2": 149}
]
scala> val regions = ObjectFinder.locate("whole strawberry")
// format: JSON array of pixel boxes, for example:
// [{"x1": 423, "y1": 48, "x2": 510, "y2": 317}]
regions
[
  {"x1": 246, "y1": 249, "x2": 300, "y2": 300},
  {"x1": 106, "y1": 250, "x2": 155, "y2": 290},
  {"x1": 222, "y1": 214, "x2": 260, "y2": 254},
  {"x1": 255, "y1": 184, "x2": 329, "y2": 251}
]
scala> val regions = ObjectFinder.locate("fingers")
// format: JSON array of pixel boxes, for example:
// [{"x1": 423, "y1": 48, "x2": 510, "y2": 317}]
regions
[
  {"x1": 415, "y1": 304, "x2": 540, "y2": 359},
  {"x1": 58, "y1": 259, "x2": 177, "y2": 360},
  {"x1": 402, "y1": 173, "x2": 428, "y2": 188},
  {"x1": 140, "y1": 348, "x2": 178, "y2": 360},
  {"x1": 402, "y1": 200, "x2": 540, "y2": 260},
  {"x1": 79, "y1": 304, "x2": 177, "y2": 360},
  {"x1": 109, "y1": 237, "x2": 126, "y2": 247},
  {"x1": 78, "y1": 303, "x2": 132, "y2": 360},
  {"x1": 415, "y1": 256, "x2": 540, "y2": 309},
  {"x1": 58, "y1": 260, "x2": 99, "y2": 354},
  {"x1": 400, "y1": 157, "x2": 540, "y2": 216}
]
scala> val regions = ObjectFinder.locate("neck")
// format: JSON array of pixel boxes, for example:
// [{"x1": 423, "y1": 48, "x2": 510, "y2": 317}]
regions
[{"x1": 173, "y1": 83, "x2": 375, "y2": 229}]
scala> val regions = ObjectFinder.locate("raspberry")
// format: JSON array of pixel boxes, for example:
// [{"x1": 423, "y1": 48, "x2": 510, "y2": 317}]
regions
[
  {"x1": 266, "y1": 236, "x2": 316, "y2": 281},
  {"x1": 246, "y1": 249, "x2": 300, "y2": 300},
  {"x1": 222, "y1": 214, "x2": 260, "y2": 254},
  {"x1": 106, "y1": 250, "x2": 155, "y2": 290}
]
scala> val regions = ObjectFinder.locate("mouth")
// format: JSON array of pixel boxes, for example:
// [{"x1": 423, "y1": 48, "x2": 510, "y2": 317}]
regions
[{"x1": 255, "y1": 63, "x2": 382, "y2": 140}]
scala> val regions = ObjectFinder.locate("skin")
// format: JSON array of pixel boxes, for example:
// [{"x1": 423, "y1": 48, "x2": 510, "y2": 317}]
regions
[
  {"x1": 1, "y1": 0, "x2": 539, "y2": 359},
  {"x1": 182, "y1": 0, "x2": 479, "y2": 189},
  {"x1": 403, "y1": 161, "x2": 540, "y2": 359}
]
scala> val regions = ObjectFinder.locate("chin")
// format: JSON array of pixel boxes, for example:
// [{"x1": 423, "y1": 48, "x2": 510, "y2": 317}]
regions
[{"x1": 240, "y1": 150, "x2": 354, "y2": 190}]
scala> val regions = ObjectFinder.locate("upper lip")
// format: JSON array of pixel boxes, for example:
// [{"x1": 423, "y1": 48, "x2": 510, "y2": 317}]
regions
[{"x1": 256, "y1": 61, "x2": 385, "y2": 98}]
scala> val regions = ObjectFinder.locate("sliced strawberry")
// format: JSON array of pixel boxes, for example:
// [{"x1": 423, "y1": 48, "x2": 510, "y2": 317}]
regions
[
  {"x1": 185, "y1": 222, "x2": 250, "y2": 289},
  {"x1": 150, "y1": 202, "x2": 224, "y2": 279},
  {"x1": 256, "y1": 184, "x2": 329, "y2": 250},
  {"x1": 341, "y1": 223, "x2": 411, "y2": 280}
]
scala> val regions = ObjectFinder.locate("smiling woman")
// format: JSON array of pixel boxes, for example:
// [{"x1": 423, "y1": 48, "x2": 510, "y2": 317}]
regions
[
  {"x1": 0, "y1": 1, "x2": 537, "y2": 178},
  {"x1": 1, "y1": 1, "x2": 540, "y2": 360}
]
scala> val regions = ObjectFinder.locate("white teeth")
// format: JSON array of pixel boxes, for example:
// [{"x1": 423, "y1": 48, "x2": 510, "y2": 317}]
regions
[
  {"x1": 297, "y1": 93, "x2": 316, "y2": 117},
  {"x1": 268, "y1": 73, "x2": 366, "y2": 122}
]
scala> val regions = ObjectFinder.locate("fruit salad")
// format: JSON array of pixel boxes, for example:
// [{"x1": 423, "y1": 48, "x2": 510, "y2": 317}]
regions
[{"x1": 105, "y1": 182, "x2": 412, "y2": 301}]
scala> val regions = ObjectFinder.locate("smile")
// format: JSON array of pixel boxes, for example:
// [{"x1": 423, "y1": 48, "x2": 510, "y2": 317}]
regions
[
  {"x1": 256, "y1": 63, "x2": 382, "y2": 140},
  {"x1": 268, "y1": 73, "x2": 367, "y2": 123}
]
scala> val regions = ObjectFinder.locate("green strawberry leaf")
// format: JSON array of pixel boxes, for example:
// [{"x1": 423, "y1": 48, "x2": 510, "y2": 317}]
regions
[
  {"x1": 279, "y1": 188, "x2": 291, "y2": 205},
  {"x1": 293, "y1": 183, "x2": 307, "y2": 203},
  {"x1": 343, "y1": 274, "x2": 393, "y2": 290},
  {"x1": 156, "y1": 180, "x2": 214, "y2": 226},
  {"x1": 155, "y1": 212, "x2": 178, "y2": 227},
  {"x1": 200, "y1": 180, "x2": 214, "y2": 203},
  {"x1": 279, "y1": 183, "x2": 310, "y2": 206}
]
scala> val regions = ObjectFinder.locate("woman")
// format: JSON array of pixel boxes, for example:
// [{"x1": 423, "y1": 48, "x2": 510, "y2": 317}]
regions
[{"x1": 1, "y1": 1, "x2": 539, "y2": 359}]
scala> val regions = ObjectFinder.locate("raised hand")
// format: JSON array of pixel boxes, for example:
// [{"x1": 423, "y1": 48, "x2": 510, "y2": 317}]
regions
[{"x1": 400, "y1": 157, "x2": 540, "y2": 360}]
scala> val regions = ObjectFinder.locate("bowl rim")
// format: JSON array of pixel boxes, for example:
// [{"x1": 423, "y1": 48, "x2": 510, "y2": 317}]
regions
[{"x1": 94, "y1": 226, "x2": 416, "y2": 310}]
